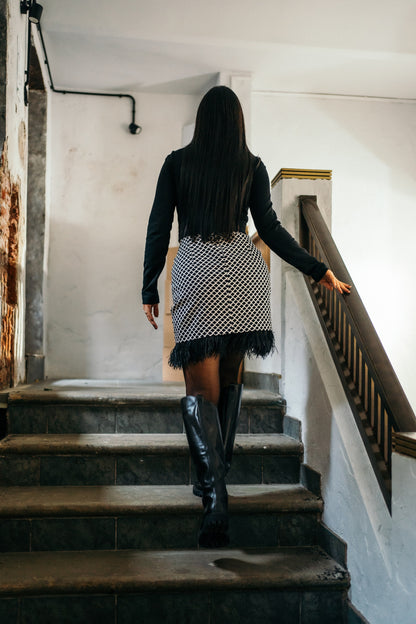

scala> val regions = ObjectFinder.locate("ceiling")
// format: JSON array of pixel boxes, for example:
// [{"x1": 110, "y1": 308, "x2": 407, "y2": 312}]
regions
[{"x1": 37, "y1": 0, "x2": 416, "y2": 98}]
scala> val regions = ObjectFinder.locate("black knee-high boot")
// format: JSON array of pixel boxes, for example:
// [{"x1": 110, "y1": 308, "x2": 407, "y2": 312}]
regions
[
  {"x1": 181, "y1": 394, "x2": 229, "y2": 548},
  {"x1": 192, "y1": 384, "x2": 243, "y2": 498},
  {"x1": 219, "y1": 383, "x2": 243, "y2": 473}
]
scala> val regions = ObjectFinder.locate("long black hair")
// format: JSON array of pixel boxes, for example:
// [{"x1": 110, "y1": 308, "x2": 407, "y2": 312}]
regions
[{"x1": 179, "y1": 86, "x2": 257, "y2": 240}]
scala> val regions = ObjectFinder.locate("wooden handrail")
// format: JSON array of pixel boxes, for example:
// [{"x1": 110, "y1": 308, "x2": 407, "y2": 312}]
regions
[{"x1": 299, "y1": 195, "x2": 416, "y2": 508}]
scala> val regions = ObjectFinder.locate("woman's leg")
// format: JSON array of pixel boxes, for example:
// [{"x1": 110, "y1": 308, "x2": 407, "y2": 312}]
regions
[
  {"x1": 218, "y1": 351, "x2": 244, "y2": 474},
  {"x1": 181, "y1": 355, "x2": 229, "y2": 547},
  {"x1": 219, "y1": 351, "x2": 244, "y2": 389},
  {"x1": 191, "y1": 351, "x2": 245, "y2": 500},
  {"x1": 183, "y1": 355, "x2": 221, "y2": 405}
]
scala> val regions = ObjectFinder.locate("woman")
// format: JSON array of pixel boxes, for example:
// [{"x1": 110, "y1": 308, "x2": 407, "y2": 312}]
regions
[{"x1": 142, "y1": 86, "x2": 350, "y2": 549}]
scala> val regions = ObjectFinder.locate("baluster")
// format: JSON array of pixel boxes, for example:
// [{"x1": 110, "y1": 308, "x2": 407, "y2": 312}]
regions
[
  {"x1": 377, "y1": 392, "x2": 385, "y2": 448},
  {"x1": 387, "y1": 420, "x2": 393, "y2": 473},
  {"x1": 337, "y1": 299, "x2": 342, "y2": 343},
  {"x1": 329, "y1": 288, "x2": 333, "y2": 324},
  {"x1": 370, "y1": 379, "x2": 375, "y2": 429},
  {"x1": 364, "y1": 362, "x2": 370, "y2": 415},
  {"x1": 347, "y1": 324, "x2": 352, "y2": 372},
  {"x1": 379, "y1": 403, "x2": 388, "y2": 465},
  {"x1": 342, "y1": 310, "x2": 347, "y2": 358},
  {"x1": 352, "y1": 336, "x2": 357, "y2": 385},
  {"x1": 360, "y1": 352, "x2": 367, "y2": 409}
]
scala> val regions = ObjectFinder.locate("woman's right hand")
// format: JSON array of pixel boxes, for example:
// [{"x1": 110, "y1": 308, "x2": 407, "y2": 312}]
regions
[
  {"x1": 319, "y1": 269, "x2": 351, "y2": 294},
  {"x1": 143, "y1": 303, "x2": 159, "y2": 330}
]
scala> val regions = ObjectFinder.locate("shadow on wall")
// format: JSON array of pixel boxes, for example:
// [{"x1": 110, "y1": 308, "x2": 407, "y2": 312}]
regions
[{"x1": 303, "y1": 344, "x2": 332, "y2": 489}]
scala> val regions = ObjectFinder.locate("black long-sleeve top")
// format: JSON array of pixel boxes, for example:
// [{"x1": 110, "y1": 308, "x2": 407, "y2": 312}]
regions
[{"x1": 142, "y1": 148, "x2": 328, "y2": 304}]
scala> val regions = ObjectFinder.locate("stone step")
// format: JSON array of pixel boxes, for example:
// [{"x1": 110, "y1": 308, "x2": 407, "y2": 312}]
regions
[
  {"x1": 0, "y1": 547, "x2": 350, "y2": 624},
  {"x1": 0, "y1": 484, "x2": 323, "y2": 552},
  {"x1": 4, "y1": 383, "x2": 286, "y2": 435},
  {"x1": 0, "y1": 434, "x2": 303, "y2": 487}
]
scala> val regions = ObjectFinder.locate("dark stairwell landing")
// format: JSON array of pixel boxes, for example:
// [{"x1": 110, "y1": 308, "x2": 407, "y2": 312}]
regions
[{"x1": 0, "y1": 381, "x2": 356, "y2": 623}]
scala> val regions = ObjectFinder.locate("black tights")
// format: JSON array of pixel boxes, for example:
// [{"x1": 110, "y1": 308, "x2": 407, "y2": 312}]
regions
[{"x1": 183, "y1": 352, "x2": 243, "y2": 405}]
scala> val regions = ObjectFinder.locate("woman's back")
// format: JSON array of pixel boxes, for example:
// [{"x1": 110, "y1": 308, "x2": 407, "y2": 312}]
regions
[{"x1": 177, "y1": 86, "x2": 257, "y2": 240}]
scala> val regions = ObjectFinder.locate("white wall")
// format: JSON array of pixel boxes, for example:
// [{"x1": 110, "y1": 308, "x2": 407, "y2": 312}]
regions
[
  {"x1": 46, "y1": 92, "x2": 198, "y2": 379},
  {"x1": 251, "y1": 92, "x2": 416, "y2": 411}
]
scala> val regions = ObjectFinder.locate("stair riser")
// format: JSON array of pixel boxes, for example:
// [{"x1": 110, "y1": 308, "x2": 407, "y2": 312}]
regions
[
  {"x1": 0, "y1": 453, "x2": 301, "y2": 487},
  {"x1": 0, "y1": 512, "x2": 319, "y2": 553},
  {"x1": 0, "y1": 589, "x2": 348, "y2": 624},
  {"x1": 7, "y1": 405, "x2": 284, "y2": 435}
]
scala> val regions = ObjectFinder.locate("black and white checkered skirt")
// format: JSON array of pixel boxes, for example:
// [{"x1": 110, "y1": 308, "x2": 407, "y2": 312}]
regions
[{"x1": 169, "y1": 231, "x2": 274, "y2": 369}]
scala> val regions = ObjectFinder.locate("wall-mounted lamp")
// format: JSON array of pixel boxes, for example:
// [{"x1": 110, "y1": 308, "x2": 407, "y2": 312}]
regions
[
  {"x1": 20, "y1": 0, "x2": 43, "y2": 23},
  {"x1": 20, "y1": 0, "x2": 43, "y2": 24},
  {"x1": 129, "y1": 122, "x2": 142, "y2": 135},
  {"x1": 20, "y1": 1, "x2": 44, "y2": 105}
]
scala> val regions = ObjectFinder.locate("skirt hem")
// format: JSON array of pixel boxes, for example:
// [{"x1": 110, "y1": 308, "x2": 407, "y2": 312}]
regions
[{"x1": 168, "y1": 330, "x2": 275, "y2": 370}]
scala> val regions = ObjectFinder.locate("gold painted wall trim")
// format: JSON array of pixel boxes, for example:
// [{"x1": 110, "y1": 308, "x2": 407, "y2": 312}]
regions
[
  {"x1": 393, "y1": 431, "x2": 416, "y2": 460},
  {"x1": 271, "y1": 168, "x2": 332, "y2": 187}
]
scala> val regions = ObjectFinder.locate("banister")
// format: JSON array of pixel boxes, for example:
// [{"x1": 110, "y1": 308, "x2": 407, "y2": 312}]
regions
[
  {"x1": 300, "y1": 196, "x2": 416, "y2": 432},
  {"x1": 299, "y1": 195, "x2": 416, "y2": 508}
]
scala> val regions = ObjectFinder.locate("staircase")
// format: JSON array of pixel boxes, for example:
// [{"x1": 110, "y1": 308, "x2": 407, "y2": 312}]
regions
[{"x1": 0, "y1": 382, "x2": 350, "y2": 623}]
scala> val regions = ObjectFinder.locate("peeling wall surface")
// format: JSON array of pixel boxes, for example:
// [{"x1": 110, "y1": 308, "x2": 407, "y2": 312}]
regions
[
  {"x1": 0, "y1": 0, "x2": 7, "y2": 143},
  {"x1": 252, "y1": 92, "x2": 416, "y2": 412},
  {"x1": 0, "y1": 0, "x2": 28, "y2": 388},
  {"x1": 46, "y1": 92, "x2": 198, "y2": 379},
  {"x1": 0, "y1": 146, "x2": 20, "y2": 387}
]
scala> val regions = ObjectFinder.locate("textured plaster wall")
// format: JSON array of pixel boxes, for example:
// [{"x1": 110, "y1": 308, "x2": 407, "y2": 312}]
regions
[
  {"x1": 0, "y1": 0, "x2": 29, "y2": 386},
  {"x1": 251, "y1": 92, "x2": 416, "y2": 412},
  {"x1": 283, "y1": 271, "x2": 391, "y2": 624},
  {"x1": 25, "y1": 88, "x2": 47, "y2": 382},
  {"x1": 391, "y1": 452, "x2": 416, "y2": 622},
  {"x1": 46, "y1": 92, "x2": 198, "y2": 379}
]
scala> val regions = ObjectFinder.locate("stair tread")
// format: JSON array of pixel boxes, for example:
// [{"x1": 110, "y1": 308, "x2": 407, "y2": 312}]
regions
[
  {"x1": 4, "y1": 382, "x2": 283, "y2": 406},
  {"x1": 0, "y1": 546, "x2": 349, "y2": 595},
  {"x1": 0, "y1": 484, "x2": 322, "y2": 517},
  {"x1": 0, "y1": 433, "x2": 302, "y2": 455}
]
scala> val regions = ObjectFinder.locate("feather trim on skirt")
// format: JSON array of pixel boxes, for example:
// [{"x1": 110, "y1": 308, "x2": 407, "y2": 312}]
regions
[{"x1": 169, "y1": 330, "x2": 275, "y2": 369}]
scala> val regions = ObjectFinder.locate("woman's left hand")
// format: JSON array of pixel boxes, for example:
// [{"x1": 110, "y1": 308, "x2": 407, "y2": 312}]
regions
[
  {"x1": 319, "y1": 269, "x2": 351, "y2": 294},
  {"x1": 143, "y1": 303, "x2": 159, "y2": 330}
]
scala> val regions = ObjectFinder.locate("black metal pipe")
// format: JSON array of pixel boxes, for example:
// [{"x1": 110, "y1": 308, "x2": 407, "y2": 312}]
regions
[
  {"x1": 35, "y1": 22, "x2": 141, "y2": 134},
  {"x1": 23, "y1": 16, "x2": 31, "y2": 105}
]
